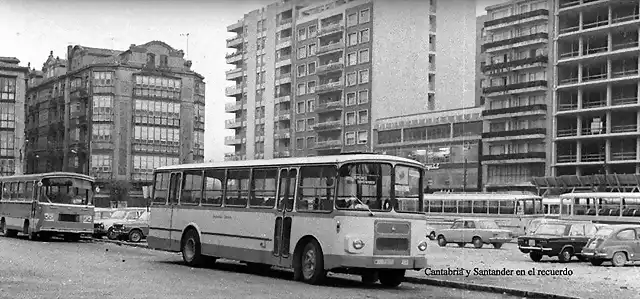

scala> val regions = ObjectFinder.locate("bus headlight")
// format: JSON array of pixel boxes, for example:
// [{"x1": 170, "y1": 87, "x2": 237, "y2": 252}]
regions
[
  {"x1": 418, "y1": 241, "x2": 428, "y2": 251},
  {"x1": 352, "y1": 239, "x2": 365, "y2": 250},
  {"x1": 44, "y1": 213, "x2": 55, "y2": 221},
  {"x1": 82, "y1": 215, "x2": 93, "y2": 223}
]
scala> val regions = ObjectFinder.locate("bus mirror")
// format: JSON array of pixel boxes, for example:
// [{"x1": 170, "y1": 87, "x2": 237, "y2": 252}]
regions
[{"x1": 95, "y1": 186, "x2": 101, "y2": 193}]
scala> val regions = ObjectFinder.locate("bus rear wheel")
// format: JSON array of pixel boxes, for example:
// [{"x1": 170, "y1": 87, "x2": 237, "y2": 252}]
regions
[
  {"x1": 181, "y1": 229, "x2": 205, "y2": 267},
  {"x1": 379, "y1": 269, "x2": 405, "y2": 287}
]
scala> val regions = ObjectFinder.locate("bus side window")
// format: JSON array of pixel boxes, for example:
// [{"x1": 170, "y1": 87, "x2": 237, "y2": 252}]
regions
[
  {"x1": 523, "y1": 199, "x2": 535, "y2": 214},
  {"x1": 488, "y1": 200, "x2": 499, "y2": 214},
  {"x1": 17, "y1": 182, "x2": 25, "y2": 200},
  {"x1": 225, "y1": 169, "x2": 250, "y2": 207},
  {"x1": 152, "y1": 172, "x2": 170, "y2": 205},
  {"x1": 250, "y1": 168, "x2": 278, "y2": 209},
  {"x1": 473, "y1": 200, "x2": 487, "y2": 214},
  {"x1": 203, "y1": 169, "x2": 224, "y2": 206},
  {"x1": 499, "y1": 200, "x2": 514, "y2": 214},
  {"x1": 460, "y1": 200, "x2": 472, "y2": 213},
  {"x1": 180, "y1": 170, "x2": 203, "y2": 206},
  {"x1": 424, "y1": 200, "x2": 430, "y2": 213},
  {"x1": 26, "y1": 182, "x2": 34, "y2": 200},
  {"x1": 10, "y1": 182, "x2": 17, "y2": 200},
  {"x1": 296, "y1": 165, "x2": 336, "y2": 212}
]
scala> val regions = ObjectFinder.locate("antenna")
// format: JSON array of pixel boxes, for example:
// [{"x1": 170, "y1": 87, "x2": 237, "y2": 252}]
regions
[{"x1": 180, "y1": 33, "x2": 190, "y2": 58}]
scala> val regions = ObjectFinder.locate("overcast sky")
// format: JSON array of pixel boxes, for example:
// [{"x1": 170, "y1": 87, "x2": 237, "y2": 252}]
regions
[{"x1": 0, "y1": 0, "x2": 501, "y2": 161}]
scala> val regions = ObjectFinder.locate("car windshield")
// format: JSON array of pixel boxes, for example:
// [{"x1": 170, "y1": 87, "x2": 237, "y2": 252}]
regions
[
  {"x1": 478, "y1": 221, "x2": 500, "y2": 229},
  {"x1": 39, "y1": 177, "x2": 94, "y2": 205},
  {"x1": 534, "y1": 224, "x2": 567, "y2": 235}
]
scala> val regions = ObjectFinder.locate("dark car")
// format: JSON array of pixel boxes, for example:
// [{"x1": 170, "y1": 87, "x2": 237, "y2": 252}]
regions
[
  {"x1": 111, "y1": 211, "x2": 150, "y2": 243},
  {"x1": 518, "y1": 221, "x2": 606, "y2": 262},
  {"x1": 581, "y1": 224, "x2": 640, "y2": 267}
]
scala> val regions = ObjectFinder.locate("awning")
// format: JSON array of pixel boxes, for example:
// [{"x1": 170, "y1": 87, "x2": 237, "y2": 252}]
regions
[{"x1": 531, "y1": 174, "x2": 640, "y2": 195}]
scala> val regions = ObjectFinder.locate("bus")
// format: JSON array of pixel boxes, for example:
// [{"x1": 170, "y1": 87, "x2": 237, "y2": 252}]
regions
[
  {"x1": 423, "y1": 192, "x2": 544, "y2": 237},
  {"x1": 558, "y1": 192, "x2": 640, "y2": 224},
  {"x1": 148, "y1": 154, "x2": 429, "y2": 287},
  {"x1": 541, "y1": 197, "x2": 564, "y2": 218},
  {"x1": 0, "y1": 172, "x2": 98, "y2": 241}
]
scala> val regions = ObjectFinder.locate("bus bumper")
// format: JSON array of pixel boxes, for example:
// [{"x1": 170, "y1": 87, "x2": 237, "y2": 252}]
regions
[
  {"x1": 39, "y1": 227, "x2": 93, "y2": 234},
  {"x1": 325, "y1": 255, "x2": 428, "y2": 270}
]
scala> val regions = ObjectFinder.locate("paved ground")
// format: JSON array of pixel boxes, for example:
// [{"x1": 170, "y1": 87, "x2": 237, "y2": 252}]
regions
[
  {"x1": 0, "y1": 236, "x2": 518, "y2": 299},
  {"x1": 406, "y1": 240, "x2": 640, "y2": 299}
]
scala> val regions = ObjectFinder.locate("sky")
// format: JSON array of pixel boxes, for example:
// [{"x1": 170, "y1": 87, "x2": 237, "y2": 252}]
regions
[{"x1": 0, "y1": 0, "x2": 501, "y2": 162}]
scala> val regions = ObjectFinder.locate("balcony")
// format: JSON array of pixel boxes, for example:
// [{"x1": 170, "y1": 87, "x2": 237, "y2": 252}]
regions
[
  {"x1": 275, "y1": 95, "x2": 291, "y2": 104},
  {"x1": 225, "y1": 51, "x2": 243, "y2": 64},
  {"x1": 319, "y1": 21, "x2": 344, "y2": 36},
  {"x1": 482, "y1": 104, "x2": 547, "y2": 117},
  {"x1": 316, "y1": 80, "x2": 344, "y2": 94},
  {"x1": 225, "y1": 68, "x2": 243, "y2": 80},
  {"x1": 276, "y1": 37, "x2": 292, "y2": 50},
  {"x1": 611, "y1": 124, "x2": 637, "y2": 133},
  {"x1": 484, "y1": 9, "x2": 549, "y2": 29},
  {"x1": 224, "y1": 136, "x2": 244, "y2": 145},
  {"x1": 275, "y1": 73, "x2": 292, "y2": 85},
  {"x1": 611, "y1": 151, "x2": 637, "y2": 161},
  {"x1": 316, "y1": 100, "x2": 344, "y2": 113},
  {"x1": 224, "y1": 153, "x2": 246, "y2": 161},
  {"x1": 224, "y1": 102, "x2": 243, "y2": 113},
  {"x1": 482, "y1": 152, "x2": 546, "y2": 162},
  {"x1": 275, "y1": 109, "x2": 291, "y2": 121},
  {"x1": 315, "y1": 139, "x2": 342, "y2": 149},
  {"x1": 226, "y1": 36, "x2": 243, "y2": 48},
  {"x1": 227, "y1": 20, "x2": 243, "y2": 32},
  {"x1": 275, "y1": 56, "x2": 292, "y2": 68},
  {"x1": 481, "y1": 55, "x2": 548, "y2": 74},
  {"x1": 224, "y1": 119, "x2": 244, "y2": 129},
  {"x1": 317, "y1": 41, "x2": 345, "y2": 55},
  {"x1": 274, "y1": 150, "x2": 291, "y2": 158},
  {"x1": 483, "y1": 80, "x2": 548, "y2": 96},
  {"x1": 482, "y1": 127, "x2": 546, "y2": 139},
  {"x1": 316, "y1": 61, "x2": 344, "y2": 75},
  {"x1": 225, "y1": 85, "x2": 243, "y2": 96},
  {"x1": 482, "y1": 32, "x2": 549, "y2": 52},
  {"x1": 313, "y1": 120, "x2": 342, "y2": 131},
  {"x1": 581, "y1": 153, "x2": 605, "y2": 162},
  {"x1": 556, "y1": 154, "x2": 577, "y2": 163},
  {"x1": 279, "y1": 18, "x2": 292, "y2": 26},
  {"x1": 274, "y1": 129, "x2": 291, "y2": 139},
  {"x1": 556, "y1": 128, "x2": 578, "y2": 137}
]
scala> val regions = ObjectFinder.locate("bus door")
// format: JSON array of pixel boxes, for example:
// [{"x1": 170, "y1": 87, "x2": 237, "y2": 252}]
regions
[
  {"x1": 273, "y1": 167, "x2": 298, "y2": 265},
  {"x1": 167, "y1": 172, "x2": 182, "y2": 250}
]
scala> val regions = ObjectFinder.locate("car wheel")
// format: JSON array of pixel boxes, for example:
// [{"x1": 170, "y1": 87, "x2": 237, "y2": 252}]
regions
[
  {"x1": 437, "y1": 235, "x2": 447, "y2": 247},
  {"x1": 472, "y1": 237, "x2": 483, "y2": 249},
  {"x1": 107, "y1": 228, "x2": 118, "y2": 240},
  {"x1": 529, "y1": 252, "x2": 543, "y2": 262},
  {"x1": 558, "y1": 248, "x2": 572, "y2": 263},
  {"x1": 492, "y1": 243, "x2": 503, "y2": 249},
  {"x1": 128, "y1": 229, "x2": 143, "y2": 243},
  {"x1": 428, "y1": 231, "x2": 436, "y2": 240},
  {"x1": 612, "y1": 252, "x2": 627, "y2": 267},
  {"x1": 590, "y1": 258, "x2": 604, "y2": 266}
]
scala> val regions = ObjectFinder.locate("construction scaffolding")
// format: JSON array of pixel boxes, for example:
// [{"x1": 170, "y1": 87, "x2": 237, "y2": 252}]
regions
[{"x1": 531, "y1": 174, "x2": 640, "y2": 196}]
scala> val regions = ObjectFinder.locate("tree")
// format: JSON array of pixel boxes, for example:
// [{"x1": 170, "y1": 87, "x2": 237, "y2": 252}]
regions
[{"x1": 107, "y1": 179, "x2": 132, "y2": 205}]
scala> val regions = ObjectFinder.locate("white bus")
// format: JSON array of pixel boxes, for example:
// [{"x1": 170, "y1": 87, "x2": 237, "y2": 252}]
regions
[
  {"x1": 148, "y1": 154, "x2": 429, "y2": 287},
  {"x1": 558, "y1": 192, "x2": 640, "y2": 224},
  {"x1": 423, "y1": 192, "x2": 545, "y2": 237}
]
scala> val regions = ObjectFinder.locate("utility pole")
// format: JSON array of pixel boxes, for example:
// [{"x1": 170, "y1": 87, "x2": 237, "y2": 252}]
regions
[{"x1": 180, "y1": 33, "x2": 190, "y2": 58}]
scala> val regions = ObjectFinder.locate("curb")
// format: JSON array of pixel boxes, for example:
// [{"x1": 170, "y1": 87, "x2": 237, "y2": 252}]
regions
[
  {"x1": 90, "y1": 238, "x2": 578, "y2": 299},
  {"x1": 404, "y1": 276, "x2": 580, "y2": 299}
]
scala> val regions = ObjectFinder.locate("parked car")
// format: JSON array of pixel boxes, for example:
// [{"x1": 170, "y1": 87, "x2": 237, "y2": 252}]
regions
[
  {"x1": 581, "y1": 224, "x2": 640, "y2": 267},
  {"x1": 96, "y1": 208, "x2": 146, "y2": 239},
  {"x1": 110, "y1": 211, "x2": 150, "y2": 243},
  {"x1": 517, "y1": 221, "x2": 607, "y2": 263},
  {"x1": 92, "y1": 208, "x2": 116, "y2": 238},
  {"x1": 525, "y1": 218, "x2": 566, "y2": 236},
  {"x1": 436, "y1": 218, "x2": 512, "y2": 249}
]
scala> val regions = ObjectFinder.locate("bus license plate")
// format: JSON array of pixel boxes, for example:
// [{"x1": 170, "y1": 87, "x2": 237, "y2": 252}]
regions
[
  {"x1": 528, "y1": 240, "x2": 535, "y2": 246},
  {"x1": 374, "y1": 259, "x2": 395, "y2": 265}
]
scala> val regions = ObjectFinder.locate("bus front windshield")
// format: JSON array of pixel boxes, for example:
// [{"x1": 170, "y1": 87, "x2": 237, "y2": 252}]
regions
[{"x1": 40, "y1": 178, "x2": 93, "y2": 205}]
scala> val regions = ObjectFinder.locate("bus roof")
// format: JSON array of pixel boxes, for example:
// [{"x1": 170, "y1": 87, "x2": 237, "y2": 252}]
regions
[
  {"x1": 559, "y1": 192, "x2": 640, "y2": 198},
  {"x1": 424, "y1": 193, "x2": 541, "y2": 200},
  {"x1": 0, "y1": 172, "x2": 96, "y2": 182},
  {"x1": 155, "y1": 154, "x2": 423, "y2": 171}
]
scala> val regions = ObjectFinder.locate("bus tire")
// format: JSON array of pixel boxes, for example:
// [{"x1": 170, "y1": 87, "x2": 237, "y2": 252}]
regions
[
  {"x1": 181, "y1": 229, "x2": 205, "y2": 267},
  {"x1": 437, "y1": 235, "x2": 447, "y2": 247},
  {"x1": 297, "y1": 239, "x2": 326, "y2": 285},
  {"x1": 379, "y1": 269, "x2": 405, "y2": 288},
  {"x1": 128, "y1": 229, "x2": 143, "y2": 243},
  {"x1": 472, "y1": 237, "x2": 483, "y2": 249}
]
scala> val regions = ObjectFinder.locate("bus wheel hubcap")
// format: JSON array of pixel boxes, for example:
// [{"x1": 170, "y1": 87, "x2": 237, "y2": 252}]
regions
[
  {"x1": 185, "y1": 239, "x2": 195, "y2": 260},
  {"x1": 303, "y1": 249, "x2": 315, "y2": 278}
]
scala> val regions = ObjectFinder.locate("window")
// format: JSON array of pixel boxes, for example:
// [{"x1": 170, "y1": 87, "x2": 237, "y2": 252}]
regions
[
  {"x1": 347, "y1": 52, "x2": 357, "y2": 66},
  {"x1": 146, "y1": 53, "x2": 156, "y2": 66},
  {"x1": 153, "y1": 172, "x2": 170, "y2": 204},
  {"x1": 617, "y1": 229, "x2": 636, "y2": 240},
  {"x1": 0, "y1": 77, "x2": 16, "y2": 101},
  {"x1": 348, "y1": 33, "x2": 358, "y2": 46},
  {"x1": 307, "y1": 81, "x2": 316, "y2": 93},
  {"x1": 296, "y1": 101, "x2": 305, "y2": 114},
  {"x1": 358, "y1": 90, "x2": 369, "y2": 104},
  {"x1": 360, "y1": 29, "x2": 370, "y2": 43},
  {"x1": 250, "y1": 168, "x2": 278, "y2": 208},
  {"x1": 297, "y1": 165, "x2": 337, "y2": 212},
  {"x1": 225, "y1": 169, "x2": 250, "y2": 207},
  {"x1": 0, "y1": 131, "x2": 14, "y2": 157},
  {"x1": 307, "y1": 99, "x2": 315, "y2": 112},
  {"x1": 357, "y1": 131, "x2": 368, "y2": 144},
  {"x1": 308, "y1": 25, "x2": 317, "y2": 37},
  {"x1": 0, "y1": 103, "x2": 14, "y2": 128},
  {"x1": 297, "y1": 65, "x2": 306, "y2": 77},
  {"x1": 297, "y1": 46, "x2": 307, "y2": 59},
  {"x1": 308, "y1": 44, "x2": 317, "y2": 56},
  {"x1": 359, "y1": 49, "x2": 370, "y2": 63},
  {"x1": 347, "y1": 13, "x2": 358, "y2": 26},
  {"x1": 181, "y1": 170, "x2": 203, "y2": 205},
  {"x1": 346, "y1": 92, "x2": 356, "y2": 106},
  {"x1": 297, "y1": 83, "x2": 306, "y2": 95},
  {"x1": 358, "y1": 69, "x2": 369, "y2": 84},
  {"x1": 345, "y1": 132, "x2": 356, "y2": 145},
  {"x1": 336, "y1": 163, "x2": 393, "y2": 211},
  {"x1": 346, "y1": 72, "x2": 357, "y2": 86},
  {"x1": 359, "y1": 9, "x2": 370, "y2": 23},
  {"x1": 296, "y1": 120, "x2": 305, "y2": 132},
  {"x1": 395, "y1": 165, "x2": 421, "y2": 212},
  {"x1": 92, "y1": 124, "x2": 111, "y2": 141},
  {"x1": 296, "y1": 137, "x2": 305, "y2": 150},
  {"x1": 306, "y1": 136, "x2": 316, "y2": 148},
  {"x1": 298, "y1": 28, "x2": 307, "y2": 40},
  {"x1": 346, "y1": 112, "x2": 356, "y2": 125},
  {"x1": 203, "y1": 169, "x2": 224, "y2": 206},
  {"x1": 160, "y1": 55, "x2": 168, "y2": 67},
  {"x1": 358, "y1": 110, "x2": 369, "y2": 124},
  {"x1": 308, "y1": 62, "x2": 316, "y2": 74}
]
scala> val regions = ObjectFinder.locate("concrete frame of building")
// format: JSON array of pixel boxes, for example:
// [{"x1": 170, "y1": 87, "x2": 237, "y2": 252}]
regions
[
  {"x1": 0, "y1": 57, "x2": 28, "y2": 176},
  {"x1": 25, "y1": 42, "x2": 205, "y2": 207}
]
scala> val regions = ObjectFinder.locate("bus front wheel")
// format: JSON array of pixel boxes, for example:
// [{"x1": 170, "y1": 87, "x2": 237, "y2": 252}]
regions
[
  {"x1": 379, "y1": 269, "x2": 405, "y2": 287},
  {"x1": 296, "y1": 240, "x2": 326, "y2": 285},
  {"x1": 181, "y1": 229, "x2": 205, "y2": 267}
]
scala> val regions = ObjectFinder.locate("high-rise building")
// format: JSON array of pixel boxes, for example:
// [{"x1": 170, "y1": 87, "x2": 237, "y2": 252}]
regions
[
  {"x1": 553, "y1": 0, "x2": 640, "y2": 176},
  {"x1": 224, "y1": 0, "x2": 477, "y2": 161},
  {"x1": 480, "y1": 0, "x2": 553, "y2": 192},
  {"x1": 25, "y1": 41, "x2": 205, "y2": 207},
  {"x1": 0, "y1": 57, "x2": 28, "y2": 176},
  {"x1": 476, "y1": 15, "x2": 489, "y2": 108}
]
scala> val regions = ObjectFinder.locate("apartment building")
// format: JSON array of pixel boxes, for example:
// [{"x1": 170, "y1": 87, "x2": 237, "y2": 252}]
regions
[
  {"x1": 554, "y1": 0, "x2": 640, "y2": 177},
  {"x1": 481, "y1": 0, "x2": 553, "y2": 192},
  {"x1": 374, "y1": 107, "x2": 483, "y2": 191},
  {"x1": 223, "y1": 0, "x2": 477, "y2": 160},
  {"x1": 26, "y1": 42, "x2": 205, "y2": 206},
  {"x1": 0, "y1": 57, "x2": 28, "y2": 176}
]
